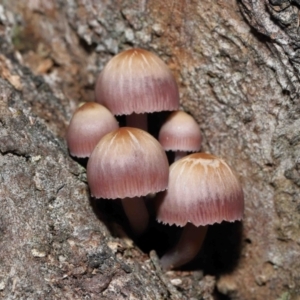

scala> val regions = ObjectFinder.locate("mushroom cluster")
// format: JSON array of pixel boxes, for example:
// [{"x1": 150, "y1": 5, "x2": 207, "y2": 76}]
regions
[{"x1": 66, "y1": 48, "x2": 244, "y2": 271}]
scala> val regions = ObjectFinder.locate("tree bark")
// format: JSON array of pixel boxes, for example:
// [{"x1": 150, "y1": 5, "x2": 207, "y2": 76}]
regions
[{"x1": 0, "y1": 0, "x2": 299, "y2": 299}]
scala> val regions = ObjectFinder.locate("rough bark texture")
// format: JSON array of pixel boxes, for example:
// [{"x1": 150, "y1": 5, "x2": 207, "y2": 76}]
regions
[{"x1": 0, "y1": 0, "x2": 299, "y2": 299}]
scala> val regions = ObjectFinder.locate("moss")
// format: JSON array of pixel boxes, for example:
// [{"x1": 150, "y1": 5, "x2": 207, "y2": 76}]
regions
[
  {"x1": 277, "y1": 291, "x2": 290, "y2": 300},
  {"x1": 11, "y1": 24, "x2": 37, "y2": 52}
]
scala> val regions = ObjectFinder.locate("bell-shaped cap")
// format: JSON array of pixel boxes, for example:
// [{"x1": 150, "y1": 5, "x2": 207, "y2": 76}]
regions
[
  {"x1": 156, "y1": 153, "x2": 244, "y2": 227},
  {"x1": 66, "y1": 102, "x2": 119, "y2": 158},
  {"x1": 95, "y1": 48, "x2": 179, "y2": 115},
  {"x1": 87, "y1": 127, "x2": 169, "y2": 199},
  {"x1": 159, "y1": 111, "x2": 202, "y2": 151}
]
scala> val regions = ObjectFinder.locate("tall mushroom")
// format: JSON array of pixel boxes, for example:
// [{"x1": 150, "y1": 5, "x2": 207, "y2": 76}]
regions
[
  {"x1": 158, "y1": 110, "x2": 202, "y2": 161},
  {"x1": 87, "y1": 127, "x2": 169, "y2": 236},
  {"x1": 155, "y1": 153, "x2": 244, "y2": 270},
  {"x1": 95, "y1": 48, "x2": 179, "y2": 130}
]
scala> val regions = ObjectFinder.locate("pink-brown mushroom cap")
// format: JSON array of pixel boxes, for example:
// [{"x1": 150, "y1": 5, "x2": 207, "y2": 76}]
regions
[
  {"x1": 87, "y1": 127, "x2": 169, "y2": 199},
  {"x1": 95, "y1": 48, "x2": 179, "y2": 115},
  {"x1": 159, "y1": 111, "x2": 202, "y2": 151},
  {"x1": 66, "y1": 102, "x2": 119, "y2": 158},
  {"x1": 156, "y1": 153, "x2": 244, "y2": 227}
]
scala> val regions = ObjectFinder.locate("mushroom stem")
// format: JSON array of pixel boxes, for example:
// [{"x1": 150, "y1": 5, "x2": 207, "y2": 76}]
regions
[
  {"x1": 160, "y1": 223, "x2": 208, "y2": 270},
  {"x1": 121, "y1": 196, "x2": 149, "y2": 236},
  {"x1": 126, "y1": 113, "x2": 148, "y2": 131},
  {"x1": 174, "y1": 151, "x2": 187, "y2": 161}
]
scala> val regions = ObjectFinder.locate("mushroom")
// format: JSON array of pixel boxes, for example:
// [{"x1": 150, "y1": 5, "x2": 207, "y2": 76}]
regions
[
  {"x1": 155, "y1": 153, "x2": 244, "y2": 270},
  {"x1": 158, "y1": 110, "x2": 202, "y2": 161},
  {"x1": 87, "y1": 127, "x2": 169, "y2": 236},
  {"x1": 66, "y1": 102, "x2": 118, "y2": 158},
  {"x1": 95, "y1": 48, "x2": 179, "y2": 130}
]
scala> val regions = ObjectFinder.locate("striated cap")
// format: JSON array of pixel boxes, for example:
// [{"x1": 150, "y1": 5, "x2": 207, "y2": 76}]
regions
[
  {"x1": 159, "y1": 111, "x2": 202, "y2": 152},
  {"x1": 66, "y1": 102, "x2": 119, "y2": 158},
  {"x1": 87, "y1": 127, "x2": 169, "y2": 199},
  {"x1": 95, "y1": 48, "x2": 179, "y2": 115},
  {"x1": 156, "y1": 153, "x2": 244, "y2": 227}
]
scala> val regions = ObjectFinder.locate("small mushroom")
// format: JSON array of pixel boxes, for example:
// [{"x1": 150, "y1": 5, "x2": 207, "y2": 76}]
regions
[
  {"x1": 66, "y1": 102, "x2": 118, "y2": 158},
  {"x1": 158, "y1": 110, "x2": 202, "y2": 161},
  {"x1": 95, "y1": 48, "x2": 179, "y2": 130},
  {"x1": 87, "y1": 127, "x2": 169, "y2": 236},
  {"x1": 155, "y1": 153, "x2": 244, "y2": 270}
]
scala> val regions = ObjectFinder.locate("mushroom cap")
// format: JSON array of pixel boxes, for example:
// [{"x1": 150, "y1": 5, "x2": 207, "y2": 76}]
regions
[
  {"x1": 156, "y1": 153, "x2": 244, "y2": 227},
  {"x1": 159, "y1": 111, "x2": 202, "y2": 152},
  {"x1": 66, "y1": 102, "x2": 119, "y2": 158},
  {"x1": 87, "y1": 127, "x2": 169, "y2": 199},
  {"x1": 95, "y1": 48, "x2": 179, "y2": 115}
]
